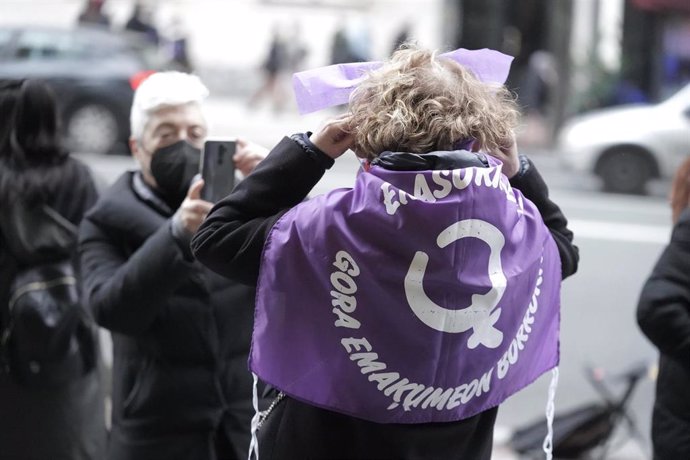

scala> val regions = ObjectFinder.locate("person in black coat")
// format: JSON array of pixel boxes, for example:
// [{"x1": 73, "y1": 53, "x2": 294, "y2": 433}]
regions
[
  {"x1": 124, "y1": 2, "x2": 159, "y2": 46},
  {"x1": 0, "y1": 80, "x2": 105, "y2": 460},
  {"x1": 191, "y1": 47, "x2": 579, "y2": 459},
  {"x1": 78, "y1": 72, "x2": 268, "y2": 460},
  {"x1": 637, "y1": 156, "x2": 690, "y2": 460}
]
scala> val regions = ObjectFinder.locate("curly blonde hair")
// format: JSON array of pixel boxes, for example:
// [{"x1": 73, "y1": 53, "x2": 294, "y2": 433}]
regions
[{"x1": 349, "y1": 46, "x2": 519, "y2": 160}]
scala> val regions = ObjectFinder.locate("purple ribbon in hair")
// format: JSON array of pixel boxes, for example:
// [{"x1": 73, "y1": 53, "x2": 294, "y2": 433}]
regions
[{"x1": 292, "y1": 48, "x2": 514, "y2": 115}]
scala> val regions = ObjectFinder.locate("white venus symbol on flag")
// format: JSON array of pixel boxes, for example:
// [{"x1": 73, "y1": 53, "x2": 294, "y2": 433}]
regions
[{"x1": 404, "y1": 219, "x2": 507, "y2": 349}]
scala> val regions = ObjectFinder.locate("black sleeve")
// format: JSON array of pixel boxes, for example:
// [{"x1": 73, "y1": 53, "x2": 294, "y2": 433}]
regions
[
  {"x1": 76, "y1": 164, "x2": 99, "y2": 220},
  {"x1": 637, "y1": 211, "x2": 690, "y2": 369},
  {"x1": 62, "y1": 157, "x2": 100, "y2": 226},
  {"x1": 70, "y1": 163, "x2": 100, "y2": 290},
  {"x1": 509, "y1": 157, "x2": 579, "y2": 279},
  {"x1": 191, "y1": 136, "x2": 329, "y2": 285},
  {"x1": 79, "y1": 218, "x2": 195, "y2": 336}
]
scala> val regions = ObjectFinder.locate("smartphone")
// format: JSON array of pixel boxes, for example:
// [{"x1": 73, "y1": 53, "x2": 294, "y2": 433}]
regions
[{"x1": 200, "y1": 139, "x2": 236, "y2": 202}]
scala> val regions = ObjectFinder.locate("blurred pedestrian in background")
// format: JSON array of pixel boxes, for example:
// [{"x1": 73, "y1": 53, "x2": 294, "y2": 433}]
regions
[
  {"x1": 192, "y1": 46, "x2": 579, "y2": 459},
  {"x1": 390, "y1": 22, "x2": 412, "y2": 55},
  {"x1": 125, "y1": 2, "x2": 159, "y2": 46},
  {"x1": 77, "y1": 0, "x2": 111, "y2": 28},
  {"x1": 519, "y1": 50, "x2": 558, "y2": 117},
  {"x1": 78, "y1": 72, "x2": 269, "y2": 460},
  {"x1": 286, "y1": 21, "x2": 309, "y2": 74},
  {"x1": 330, "y1": 19, "x2": 371, "y2": 65},
  {"x1": 637, "y1": 156, "x2": 690, "y2": 460},
  {"x1": 330, "y1": 25, "x2": 351, "y2": 65},
  {"x1": 670, "y1": 157, "x2": 690, "y2": 224},
  {"x1": 344, "y1": 18, "x2": 372, "y2": 63},
  {"x1": 248, "y1": 26, "x2": 289, "y2": 113},
  {"x1": 166, "y1": 16, "x2": 193, "y2": 73},
  {"x1": 0, "y1": 79, "x2": 105, "y2": 460}
]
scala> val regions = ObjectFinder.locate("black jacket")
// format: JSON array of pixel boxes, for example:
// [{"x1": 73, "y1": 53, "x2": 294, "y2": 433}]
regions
[
  {"x1": 79, "y1": 171, "x2": 264, "y2": 460},
  {"x1": 0, "y1": 157, "x2": 106, "y2": 460},
  {"x1": 637, "y1": 208, "x2": 690, "y2": 460},
  {"x1": 191, "y1": 137, "x2": 579, "y2": 460}
]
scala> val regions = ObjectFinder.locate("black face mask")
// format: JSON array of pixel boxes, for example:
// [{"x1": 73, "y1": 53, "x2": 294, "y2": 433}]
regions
[{"x1": 149, "y1": 140, "x2": 201, "y2": 209}]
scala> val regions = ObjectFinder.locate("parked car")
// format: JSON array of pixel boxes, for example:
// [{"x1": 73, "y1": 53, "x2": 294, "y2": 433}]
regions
[
  {"x1": 0, "y1": 26, "x2": 164, "y2": 154},
  {"x1": 558, "y1": 83, "x2": 690, "y2": 194}
]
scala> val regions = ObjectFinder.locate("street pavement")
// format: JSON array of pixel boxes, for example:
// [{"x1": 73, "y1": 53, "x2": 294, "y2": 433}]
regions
[{"x1": 79, "y1": 97, "x2": 662, "y2": 459}]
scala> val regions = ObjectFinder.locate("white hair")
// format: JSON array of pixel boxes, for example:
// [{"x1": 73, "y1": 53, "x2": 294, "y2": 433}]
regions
[{"x1": 130, "y1": 71, "x2": 210, "y2": 140}]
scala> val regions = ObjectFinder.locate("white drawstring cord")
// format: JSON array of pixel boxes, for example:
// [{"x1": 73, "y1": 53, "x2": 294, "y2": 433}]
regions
[
  {"x1": 542, "y1": 367, "x2": 559, "y2": 460},
  {"x1": 248, "y1": 373, "x2": 260, "y2": 460}
]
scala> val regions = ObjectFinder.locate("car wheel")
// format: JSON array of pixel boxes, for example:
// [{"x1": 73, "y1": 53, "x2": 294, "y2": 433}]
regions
[
  {"x1": 597, "y1": 149, "x2": 654, "y2": 195},
  {"x1": 65, "y1": 103, "x2": 119, "y2": 154}
]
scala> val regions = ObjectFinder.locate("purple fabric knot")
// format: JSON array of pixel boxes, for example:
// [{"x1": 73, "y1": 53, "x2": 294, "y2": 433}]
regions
[{"x1": 292, "y1": 48, "x2": 514, "y2": 115}]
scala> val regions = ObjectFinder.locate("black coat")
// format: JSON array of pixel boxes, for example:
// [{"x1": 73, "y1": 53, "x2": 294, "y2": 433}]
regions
[
  {"x1": 637, "y1": 208, "x2": 690, "y2": 460},
  {"x1": 0, "y1": 157, "x2": 106, "y2": 460},
  {"x1": 191, "y1": 137, "x2": 579, "y2": 460},
  {"x1": 79, "y1": 171, "x2": 265, "y2": 460}
]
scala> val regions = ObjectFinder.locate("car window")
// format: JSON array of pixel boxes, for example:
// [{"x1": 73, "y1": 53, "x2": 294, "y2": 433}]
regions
[
  {"x1": 123, "y1": 38, "x2": 161, "y2": 68},
  {"x1": 74, "y1": 33, "x2": 121, "y2": 58},
  {"x1": 72, "y1": 30, "x2": 152, "y2": 65},
  {"x1": 0, "y1": 30, "x2": 14, "y2": 55},
  {"x1": 13, "y1": 30, "x2": 75, "y2": 60}
]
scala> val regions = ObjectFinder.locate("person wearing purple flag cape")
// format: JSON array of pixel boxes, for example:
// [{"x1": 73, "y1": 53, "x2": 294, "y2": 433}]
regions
[{"x1": 192, "y1": 46, "x2": 579, "y2": 459}]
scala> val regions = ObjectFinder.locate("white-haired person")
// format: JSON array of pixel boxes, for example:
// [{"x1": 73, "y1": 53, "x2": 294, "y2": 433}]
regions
[
  {"x1": 78, "y1": 72, "x2": 269, "y2": 460},
  {"x1": 192, "y1": 46, "x2": 579, "y2": 458}
]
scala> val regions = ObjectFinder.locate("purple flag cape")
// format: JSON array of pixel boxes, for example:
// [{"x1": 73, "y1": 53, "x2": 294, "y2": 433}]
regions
[{"x1": 251, "y1": 157, "x2": 561, "y2": 423}]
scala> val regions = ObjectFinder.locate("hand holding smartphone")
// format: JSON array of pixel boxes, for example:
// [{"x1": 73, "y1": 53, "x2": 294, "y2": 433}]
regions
[{"x1": 200, "y1": 139, "x2": 236, "y2": 203}]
